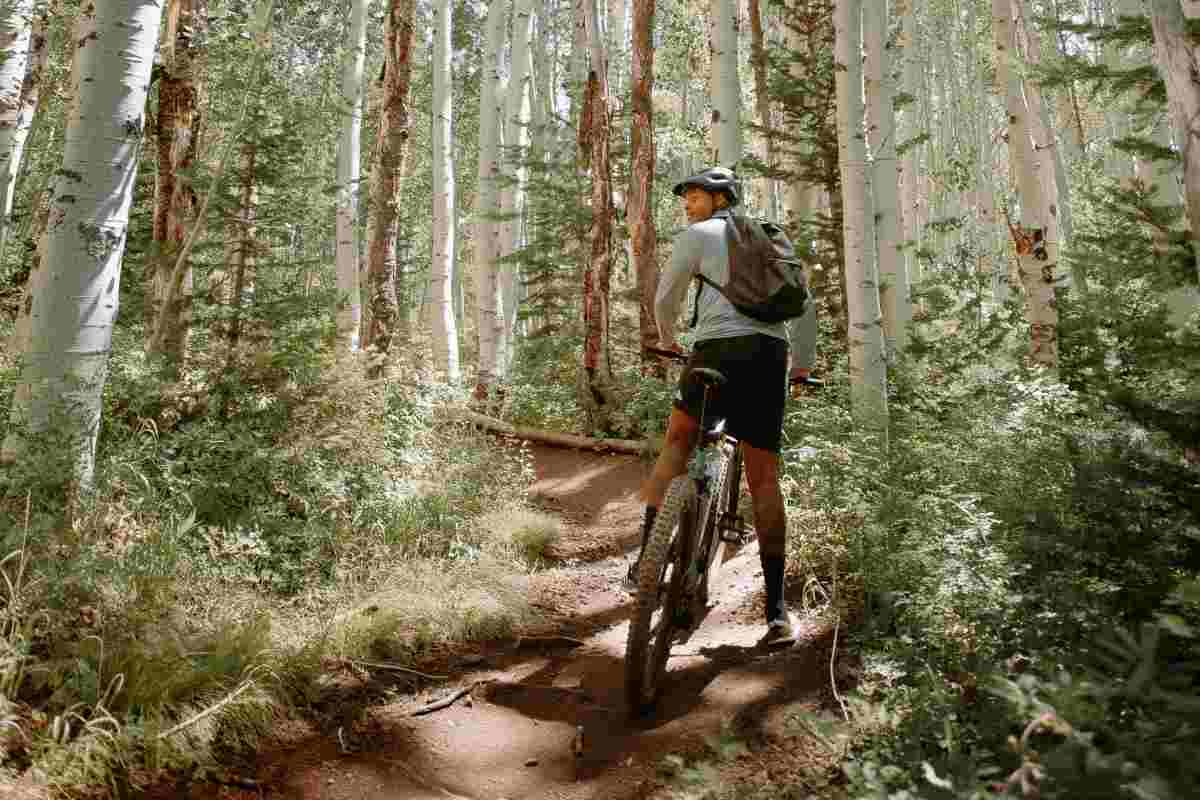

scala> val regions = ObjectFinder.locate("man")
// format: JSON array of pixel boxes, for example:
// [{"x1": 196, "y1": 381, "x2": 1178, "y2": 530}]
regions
[{"x1": 629, "y1": 166, "x2": 811, "y2": 645}]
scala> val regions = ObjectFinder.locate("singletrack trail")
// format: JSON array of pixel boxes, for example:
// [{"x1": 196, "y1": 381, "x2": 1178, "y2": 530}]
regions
[{"x1": 181, "y1": 445, "x2": 841, "y2": 800}]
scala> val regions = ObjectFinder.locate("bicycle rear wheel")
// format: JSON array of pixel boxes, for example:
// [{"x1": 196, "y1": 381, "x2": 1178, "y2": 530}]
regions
[{"x1": 625, "y1": 475, "x2": 697, "y2": 714}]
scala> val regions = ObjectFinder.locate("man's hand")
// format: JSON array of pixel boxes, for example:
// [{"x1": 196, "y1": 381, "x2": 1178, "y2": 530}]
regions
[{"x1": 659, "y1": 340, "x2": 684, "y2": 355}]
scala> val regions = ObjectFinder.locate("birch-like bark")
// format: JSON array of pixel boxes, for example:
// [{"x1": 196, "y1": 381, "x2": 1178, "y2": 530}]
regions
[
  {"x1": 363, "y1": 0, "x2": 416, "y2": 374},
  {"x1": 1, "y1": 0, "x2": 47, "y2": 300},
  {"x1": 2, "y1": 0, "x2": 165, "y2": 489},
  {"x1": 149, "y1": 0, "x2": 205, "y2": 370},
  {"x1": 748, "y1": 0, "x2": 772, "y2": 213},
  {"x1": 711, "y1": 0, "x2": 740, "y2": 165},
  {"x1": 533, "y1": 0, "x2": 554, "y2": 158},
  {"x1": 994, "y1": 0, "x2": 1058, "y2": 367},
  {"x1": 1149, "y1": 0, "x2": 1200, "y2": 284},
  {"x1": 1015, "y1": 0, "x2": 1077, "y2": 289},
  {"x1": 0, "y1": 0, "x2": 34, "y2": 262},
  {"x1": 897, "y1": 0, "x2": 921, "y2": 291},
  {"x1": 475, "y1": 0, "x2": 506, "y2": 395},
  {"x1": 865, "y1": 0, "x2": 908, "y2": 353},
  {"x1": 500, "y1": 0, "x2": 534, "y2": 368},
  {"x1": 580, "y1": 0, "x2": 617, "y2": 431},
  {"x1": 835, "y1": 0, "x2": 888, "y2": 435},
  {"x1": 572, "y1": 0, "x2": 588, "y2": 119},
  {"x1": 430, "y1": 0, "x2": 460, "y2": 381},
  {"x1": 629, "y1": 0, "x2": 657, "y2": 363},
  {"x1": 335, "y1": 0, "x2": 367, "y2": 354}
]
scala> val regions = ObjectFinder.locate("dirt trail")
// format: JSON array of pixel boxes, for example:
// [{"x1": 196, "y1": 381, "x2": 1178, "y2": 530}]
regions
[{"x1": 184, "y1": 445, "x2": 839, "y2": 800}]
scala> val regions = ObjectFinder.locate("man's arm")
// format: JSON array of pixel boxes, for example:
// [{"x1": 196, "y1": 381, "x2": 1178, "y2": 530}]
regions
[
  {"x1": 787, "y1": 299, "x2": 817, "y2": 380},
  {"x1": 654, "y1": 229, "x2": 701, "y2": 347}
]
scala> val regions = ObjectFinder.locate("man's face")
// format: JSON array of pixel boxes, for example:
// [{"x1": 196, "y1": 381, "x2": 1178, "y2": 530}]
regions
[{"x1": 683, "y1": 187, "x2": 716, "y2": 223}]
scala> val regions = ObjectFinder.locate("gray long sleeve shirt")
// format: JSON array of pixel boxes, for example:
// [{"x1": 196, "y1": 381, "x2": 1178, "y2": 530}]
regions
[{"x1": 655, "y1": 208, "x2": 812, "y2": 361}]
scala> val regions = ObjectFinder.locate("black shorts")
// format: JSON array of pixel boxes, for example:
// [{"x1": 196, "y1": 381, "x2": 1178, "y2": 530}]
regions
[{"x1": 674, "y1": 334, "x2": 788, "y2": 453}]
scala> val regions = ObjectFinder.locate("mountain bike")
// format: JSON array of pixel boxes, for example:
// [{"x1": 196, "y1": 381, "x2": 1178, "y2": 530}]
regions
[{"x1": 624, "y1": 347, "x2": 820, "y2": 713}]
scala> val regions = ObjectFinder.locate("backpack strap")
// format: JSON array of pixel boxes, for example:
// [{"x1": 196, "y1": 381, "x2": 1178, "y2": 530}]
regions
[
  {"x1": 688, "y1": 215, "x2": 736, "y2": 329},
  {"x1": 689, "y1": 274, "x2": 724, "y2": 328}
]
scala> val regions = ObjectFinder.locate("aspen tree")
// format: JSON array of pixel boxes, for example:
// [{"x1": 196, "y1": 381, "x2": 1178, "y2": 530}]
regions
[
  {"x1": 430, "y1": 0, "x2": 460, "y2": 381},
  {"x1": 2, "y1": 0, "x2": 48, "y2": 328},
  {"x1": 896, "y1": 0, "x2": 922, "y2": 291},
  {"x1": 711, "y1": 0, "x2": 740, "y2": 166},
  {"x1": 0, "y1": 0, "x2": 35, "y2": 262},
  {"x1": 865, "y1": 0, "x2": 909, "y2": 353},
  {"x1": 629, "y1": 0, "x2": 658, "y2": 363},
  {"x1": 500, "y1": 0, "x2": 535, "y2": 367},
  {"x1": 994, "y1": 0, "x2": 1059, "y2": 368},
  {"x1": 2, "y1": 0, "x2": 166, "y2": 489},
  {"x1": 748, "y1": 0, "x2": 772, "y2": 213},
  {"x1": 475, "y1": 0, "x2": 506, "y2": 396},
  {"x1": 335, "y1": 0, "x2": 367, "y2": 355},
  {"x1": 1015, "y1": 0, "x2": 1078, "y2": 290},
  {"x1": 835, "y1": 0, "x2": 888, "y2": 435}
]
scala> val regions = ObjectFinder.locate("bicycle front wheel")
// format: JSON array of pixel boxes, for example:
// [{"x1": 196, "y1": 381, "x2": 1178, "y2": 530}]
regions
[{"x1": 625, "y1": 475, "x2": 697, "y2": 714}]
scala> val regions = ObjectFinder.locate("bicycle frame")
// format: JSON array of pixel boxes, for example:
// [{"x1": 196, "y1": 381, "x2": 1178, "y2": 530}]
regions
[{"x1": 649, "y1": 348, "x2": 749, "y2": 609}]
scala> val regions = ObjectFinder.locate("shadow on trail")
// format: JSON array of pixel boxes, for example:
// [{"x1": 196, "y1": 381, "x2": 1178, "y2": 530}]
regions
[
  {"x1": 528, "y1": 445, "x2": 648, "y2": 528},
  {"x1": 482, "y1": 623, "x2": 838, "y2": 784}
]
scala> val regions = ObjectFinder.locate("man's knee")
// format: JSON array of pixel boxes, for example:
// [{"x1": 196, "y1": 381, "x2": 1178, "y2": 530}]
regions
[{"x1": 664, "y1": 408, "x2": 699, "y2": 450}]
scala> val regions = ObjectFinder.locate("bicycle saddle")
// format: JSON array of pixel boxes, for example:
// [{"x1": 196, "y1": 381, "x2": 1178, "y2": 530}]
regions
[{"x1": 687, "y1": 367, "x2": 727, "y2": 388}]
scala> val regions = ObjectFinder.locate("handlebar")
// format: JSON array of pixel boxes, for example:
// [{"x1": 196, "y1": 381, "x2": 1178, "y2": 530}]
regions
[{"x1": 644, "y1": 346, "x2": 823, "y2": 388}]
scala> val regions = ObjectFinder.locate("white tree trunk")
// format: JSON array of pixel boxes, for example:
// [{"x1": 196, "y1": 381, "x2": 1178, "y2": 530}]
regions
[
  {"x1": 994, "y1": 0, "x2": 1058, "y2": 368},
  {"x1": 500, "y1": 0, "x2": 534, "y2": 370},
  {"x1": 430, "y1": 0, "x2": 460, "y2": 381},
  {"x1": 865, "y1": 0, "x2": 909, "y2": 353},
  {"x1": 335, "y1": 0, "x2": 367, "y2": 354},
  {"x1": 897, "y1": 0, "x2": 922, "y2": 293},
  {"x1": 0, "y1": 0, "x2": 34, "y2": 262},
  {"x1": 711, "y1": 0, "x2": 741, "y2": 165},
  {"x1": 475, "y1": 0, "x2": 506, "y2": 395},
  {"x1": 1015, "y1": 0, "x2": 1076, "y2": 288},
  {"x1": 835, "y1": 0, "x2": 888, "y2": 435},
  {"x1": 2, "y1": 0, "x2": 165, "y2": 488}
]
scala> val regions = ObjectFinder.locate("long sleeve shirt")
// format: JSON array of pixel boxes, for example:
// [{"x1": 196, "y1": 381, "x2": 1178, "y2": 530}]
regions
[{"x1": 655, "y1": 208, "x2": 809, "y2": 356}]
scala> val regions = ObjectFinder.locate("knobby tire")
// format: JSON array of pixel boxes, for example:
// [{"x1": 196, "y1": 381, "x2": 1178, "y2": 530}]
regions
[
  {"x1": 698, "y1": 442, "x2": 733, "y2": 603},
  {"x1": 625, "y1": 475, "x2": 696, "y2": 714}
]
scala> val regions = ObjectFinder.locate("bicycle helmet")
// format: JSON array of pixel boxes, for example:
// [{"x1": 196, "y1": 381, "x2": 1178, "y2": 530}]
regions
[{"x1": 672, "y1": 166, "x2": 742, "y2": 207}]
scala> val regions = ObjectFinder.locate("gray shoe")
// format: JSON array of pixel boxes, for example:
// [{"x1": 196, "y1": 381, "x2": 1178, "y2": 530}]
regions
[{"x1": 762, "y1": 613, "x2": 796, "y2": 646}]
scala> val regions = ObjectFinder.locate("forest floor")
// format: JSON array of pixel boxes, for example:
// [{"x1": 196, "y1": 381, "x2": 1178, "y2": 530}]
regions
[{"x1": 169, "y1": 444, "x2": 848, "y2": 800}]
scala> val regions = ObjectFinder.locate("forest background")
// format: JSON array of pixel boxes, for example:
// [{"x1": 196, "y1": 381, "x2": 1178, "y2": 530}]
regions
[{"x1": 0, "y1": 0, "x2": 1197, "y2": 796}]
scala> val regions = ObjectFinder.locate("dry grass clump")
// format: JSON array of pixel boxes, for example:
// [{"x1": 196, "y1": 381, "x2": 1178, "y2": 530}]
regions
[
  {"x1": 331, "y1": 555, "x2": 532, "y2": 663},
  {"x1": 474, "y1": 507, "x2": 563, "y2": 568}
]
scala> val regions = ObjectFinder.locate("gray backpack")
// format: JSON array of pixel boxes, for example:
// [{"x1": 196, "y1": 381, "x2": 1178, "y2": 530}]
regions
[{"x1": 690, "y1": 214, "x2": 810, "y2": 327}]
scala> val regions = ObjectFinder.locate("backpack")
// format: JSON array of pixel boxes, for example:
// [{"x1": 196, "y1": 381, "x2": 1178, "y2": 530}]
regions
[{"x1": 690, "y1": 214, "x2": 809, "y2": 327}]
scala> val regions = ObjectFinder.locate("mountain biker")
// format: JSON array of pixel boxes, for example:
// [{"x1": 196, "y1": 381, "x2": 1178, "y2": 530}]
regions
[{"x1": 628, "y1": 166, "x2": 813, "y2": 646}]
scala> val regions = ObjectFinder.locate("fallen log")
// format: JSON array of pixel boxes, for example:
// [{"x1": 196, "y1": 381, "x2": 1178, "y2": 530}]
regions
[{"x1": 450, "y1": 409, "x2": 658, "y2": 456}]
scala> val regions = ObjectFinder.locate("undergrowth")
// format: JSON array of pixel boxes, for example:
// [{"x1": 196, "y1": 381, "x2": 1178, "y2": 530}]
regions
[{"x1": 0, "y1": 341, "x2": 550, "y2": 795}]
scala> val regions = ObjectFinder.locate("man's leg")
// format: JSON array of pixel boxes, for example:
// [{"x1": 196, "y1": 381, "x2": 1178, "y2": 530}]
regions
[
  {"x1": 626, "y1": 408, "x2": 700, "y2": 586},
  {"x1": 641, "y1": 406, "x2": 701, "y2": 508},
  {"x1": 743, "y1": 443, "x2": 792, "y2": 636}
]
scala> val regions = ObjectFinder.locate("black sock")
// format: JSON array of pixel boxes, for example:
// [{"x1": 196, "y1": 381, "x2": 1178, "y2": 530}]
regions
[
  {"x1": 761, "y1": 553, "x2": 786, "y2": 624},
  {"x1": 637, "y1": 506, "x2": 658, "y2": 559}
]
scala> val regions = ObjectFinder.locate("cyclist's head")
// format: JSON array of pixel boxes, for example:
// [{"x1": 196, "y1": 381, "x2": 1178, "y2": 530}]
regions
[{"x1": 672, "y1": 166, "x2": 741, "y2": 212}]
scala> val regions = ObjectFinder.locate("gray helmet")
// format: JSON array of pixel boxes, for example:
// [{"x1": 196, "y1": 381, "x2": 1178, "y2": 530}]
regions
[{"x1": 672, "y1": 166, "x2": 741, "y2": 207}]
